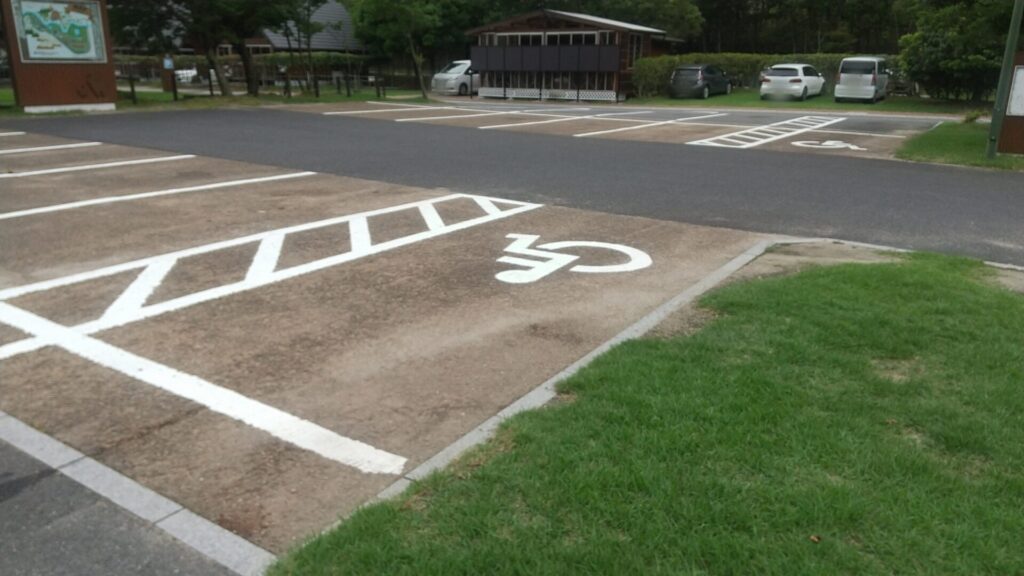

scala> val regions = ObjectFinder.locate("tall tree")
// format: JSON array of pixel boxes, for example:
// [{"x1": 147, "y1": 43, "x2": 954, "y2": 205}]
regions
[{"x1": 351, "y1": 0, "x2": 440, "y2": 98}]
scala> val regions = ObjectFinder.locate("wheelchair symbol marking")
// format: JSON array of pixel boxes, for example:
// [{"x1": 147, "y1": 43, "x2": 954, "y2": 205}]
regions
[
  {"x1": 495, "y1": 233, "x2": 653, "y2": 285},
  {"x1": 792, "y1": 140, "x2": 867, "y2": 151}
]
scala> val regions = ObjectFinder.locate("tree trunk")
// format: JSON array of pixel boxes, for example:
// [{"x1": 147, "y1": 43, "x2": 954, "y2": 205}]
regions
[
  {"x1": 234, "y1": 42, "x2": 259, "y2": 97},
  {"x1": 407, "y1": 34, "x2": 428, "y2": 100},
  {"x1": 205, "y1": 50, "x2": 231, "y2": 96}
]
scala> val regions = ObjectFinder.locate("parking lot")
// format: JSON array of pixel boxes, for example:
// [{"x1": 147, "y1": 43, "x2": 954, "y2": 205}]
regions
[
  {"x1": 285, "y1": 100, "x2": 942, "y2": 159},
  {"x1": 0, "y1": 131, "x2": 773, "y2": 555}
]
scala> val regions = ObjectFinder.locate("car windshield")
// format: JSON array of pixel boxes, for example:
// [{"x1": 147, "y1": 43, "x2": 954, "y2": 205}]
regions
[
  {"x1": 440, "y1": 63, "x2": 467, "y2": 74},
  {"x1": 840, "y1": 61, "x2": 877, "y2": 74},
  {"x1": 766, "y1": 68, "x2": 799, "y2": 77}
]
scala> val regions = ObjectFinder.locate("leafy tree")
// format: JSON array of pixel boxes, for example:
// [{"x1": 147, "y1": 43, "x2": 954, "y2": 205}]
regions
[
  {"x1": 899, "y1": 0, "x2": 1013, "y2": 101},
  {"x1": 351, "y1": 0, "x2": 439, "y2": 98}
]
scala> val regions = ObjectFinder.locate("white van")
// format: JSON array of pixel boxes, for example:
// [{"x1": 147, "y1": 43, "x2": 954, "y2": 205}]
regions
[
  {"x1": 834, "y1": 57, "x2": 889, "y2": 103},
  {"x1": 431, "y1": 60, "x2": 480, "y2": 96}
]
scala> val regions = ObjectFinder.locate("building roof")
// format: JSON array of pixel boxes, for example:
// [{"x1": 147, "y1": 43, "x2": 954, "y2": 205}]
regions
[
  {"x1": 262, "y1": 1, "x2": 364, "y2": 53},
  {"x1": 467, "y1": 9, "x2": 666, "y2": 36}
]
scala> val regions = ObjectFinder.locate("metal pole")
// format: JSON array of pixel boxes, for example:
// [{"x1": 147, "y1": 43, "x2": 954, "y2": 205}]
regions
[
  {"x1": 128, "y1": 67, "x2": 138, "y2": 105},
  {"x1": 988, "y1": 0, "x2": 1024, "y2": 158}
]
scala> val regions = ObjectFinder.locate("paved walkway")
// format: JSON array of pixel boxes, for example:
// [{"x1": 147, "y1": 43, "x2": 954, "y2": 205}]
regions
[{"x1": 0, "y1": 440, "x2": 235, "y2": 576}]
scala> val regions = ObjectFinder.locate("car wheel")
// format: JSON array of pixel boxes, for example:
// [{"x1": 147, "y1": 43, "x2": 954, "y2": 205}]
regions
[
  {"x1": 799, "y1": 87, "x2": 808, "y2": 101},
  {"x1": 701, "y1": 86, "x2": 710, "y2": 100},
  {"x1": 458, "y1": 83, "x2": 468, "y2": 96}
]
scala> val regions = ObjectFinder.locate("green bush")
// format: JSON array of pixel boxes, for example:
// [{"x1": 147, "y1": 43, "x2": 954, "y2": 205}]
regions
[{"x1": 633, "y1": 53, "x2": 895, "y2": 97}]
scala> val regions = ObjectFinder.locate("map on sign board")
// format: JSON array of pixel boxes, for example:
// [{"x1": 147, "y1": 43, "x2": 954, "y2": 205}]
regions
[
  {"x1": 12, "y1": 0, "x2": 107, "y2": 62},
  {"x1": 1009, "y1": 66, "x2": 1024, "y2": 117}
]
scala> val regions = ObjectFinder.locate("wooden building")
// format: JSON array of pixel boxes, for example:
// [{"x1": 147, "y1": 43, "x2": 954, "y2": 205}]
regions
[{"x1": 467, "y1": 10, "x2": 668, "y2": 102}]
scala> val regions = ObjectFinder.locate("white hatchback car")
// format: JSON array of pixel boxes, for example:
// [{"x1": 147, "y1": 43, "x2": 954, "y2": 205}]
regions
[
  {"x1": 431, "y1": 60, "x2": 480, "y2": 96},
  {"x1": 760, "y1": 64, "x2": 826, "y2": 101}
]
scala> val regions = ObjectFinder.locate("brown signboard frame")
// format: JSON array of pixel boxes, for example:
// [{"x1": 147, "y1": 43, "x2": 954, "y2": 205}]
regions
[
  {"x1": 1, "y1": 0, "x2": 117, "y2": 112},
  {"x1": 998, "y1": 52, "x2": 1024, "y2": 155}
]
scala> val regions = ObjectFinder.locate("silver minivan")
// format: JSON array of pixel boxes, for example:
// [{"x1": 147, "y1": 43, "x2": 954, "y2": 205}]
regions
[{"x1": 834, "y1": 57, "x2": 889, "y2": 103}]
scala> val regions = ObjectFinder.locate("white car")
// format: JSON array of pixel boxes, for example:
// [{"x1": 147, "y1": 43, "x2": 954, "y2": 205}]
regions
[
  {"x1": 760, "y1": 64, "x2": 826, "y2": 101},
  {"x1": 174, "y1": 67, "x2": 199, "y2": 83},
  {"x1": 834, "y1": 57, "x2": 889, "y2": 103},
  {"x1": 431, "y1": 60, "x2": 480, "y2": 96}
]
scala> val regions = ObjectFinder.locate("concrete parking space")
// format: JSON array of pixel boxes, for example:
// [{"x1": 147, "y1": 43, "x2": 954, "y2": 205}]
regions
[{"x1": 0, "y1": 133, "x2": 772, "y2": 555}]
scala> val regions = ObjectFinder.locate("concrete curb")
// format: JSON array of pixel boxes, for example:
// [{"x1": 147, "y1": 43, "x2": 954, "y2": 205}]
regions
[{"x1": 0, "y1": 412, "x2": 275, "y2": 576}]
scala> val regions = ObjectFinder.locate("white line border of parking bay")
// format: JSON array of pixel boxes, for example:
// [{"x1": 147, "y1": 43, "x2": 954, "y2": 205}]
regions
[
  {"x1": 574, "y1": 112, "x2": 729, "y2": 138},
  {"x1": 0, "y1": 131, "x2": 27, "y2": 137},
  {"x1": 0, "y1": 155, "x2": 196, "y2": 178},
  {"x1": 0, "y1": 142, "x2": 102, "y2": 156},
  {"x1": 0, "y1": 172, "x2": 317, "y2": 221}
]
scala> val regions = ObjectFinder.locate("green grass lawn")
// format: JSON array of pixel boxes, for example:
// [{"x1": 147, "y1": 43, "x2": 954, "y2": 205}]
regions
[
  {"x1": 896, "y1": 122, "x2": 1024, "y2": 171},
  {"x1": 272, "y1": 253, "x2": 1024, "y2": 576},
  {"x1": 631, "y1": 88, "x2": 989, "y2": 116}
]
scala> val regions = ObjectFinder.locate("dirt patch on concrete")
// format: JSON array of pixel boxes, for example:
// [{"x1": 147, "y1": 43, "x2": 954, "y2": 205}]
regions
[
  {"x1": 994, "y1": 268, "x2": 1024, "y2": 294},
  {"x1": 651, "y1": 241, "x2": 900, "y2": 339}
]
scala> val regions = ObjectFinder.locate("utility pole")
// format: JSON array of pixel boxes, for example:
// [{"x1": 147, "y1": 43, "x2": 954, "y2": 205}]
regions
[{"x1": 988, "y1": 0, "x2": 1024, "y2": 158}]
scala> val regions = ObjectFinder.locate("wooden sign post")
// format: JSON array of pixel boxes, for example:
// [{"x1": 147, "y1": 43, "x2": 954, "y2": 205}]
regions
[
  {"x1": 999, "y1": 52, "x2": 1024, "y2": 155},
  {"x1": 1, "y1": 0, "x2": 118, "y2": 113}
]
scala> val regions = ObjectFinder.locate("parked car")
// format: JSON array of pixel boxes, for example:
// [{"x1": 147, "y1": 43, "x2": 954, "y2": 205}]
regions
[
  {"x1": 669, "y1": 65, "x2": 732, "y2": 99},
  {"x1": 431, "y1": 60, "x2": 480, "y2": 96},
  {"x1": 834, "y1": 57, "x2": 890, "y2": 103},
  {"x1": 174, "y1": 67, "x2": 199, "y2": 84},
  {"x1": 760, "y1": 64, "x2": 826, "y2": 101}
]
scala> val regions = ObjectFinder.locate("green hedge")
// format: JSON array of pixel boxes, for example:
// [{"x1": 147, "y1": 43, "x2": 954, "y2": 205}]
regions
[{"x1": 633, "y1": 53, "x2": 896, "y2": 97}]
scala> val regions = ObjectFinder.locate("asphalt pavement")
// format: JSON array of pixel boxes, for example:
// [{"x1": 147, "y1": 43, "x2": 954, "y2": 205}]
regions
[
  {"x1": 0, "y1": 440, "x2": 233, "y2": 576},
  {"x1": 4, "y1": 104, "x2": 1022, "y2": 264}
]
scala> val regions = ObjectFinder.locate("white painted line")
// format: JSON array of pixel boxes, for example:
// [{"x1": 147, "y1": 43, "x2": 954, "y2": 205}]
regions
[
  {"x1": 0, "y1": 411, "x2": 275, "y2": 576},
  {"x1": 479, "y1": 110, "x2": 651, "y2": 131},
  {"x1": 0, "y1": 155, "x2": 195, "y2": 179},
  {"x1": 0, "y1": 301, "x2": 408, "y2": 476},
  {"x1": 0, "y1": 132, "x2": 27, "y2": 137},
  {"x1": 246, "y1": 233, "x2": 285, "y2": 282},
  {"x1": 349, "y1": 215, "x2": 372, "y2": 253},
  {"x1": 396, "y1": 111, "x2": 511, "y2": 122},
  {"x1": 100, "y1": 259, "x2": 176, "y2": 325},
  {"x1": 0, "y1": 172, "x2": 316, "y2": 221},
  {"x1": 0, "y1": 194, "x2": 543, "y2": 359},
  {"x1": 688, "y1": 116, "x2": 845, "y2": 149},
  {"x1": 0, "y1": 142, "x2": 102, "y2": 156},
  {"x1": 324, "y1": 106, "x2": 453, "y2": 115},
  {"x1": 366, "y1": 101, "x2": 432, "y2": 108},
  {"x1": 480, "y1": 114, "x2": 589, "y2": 130},
  {"x1": 418, "y1": 202, "x2": 446, "y2": 231},
  {"x1": 814, "y1": 128, "x2": 907, "y2": 139},
  {"x1": 574, "y1": 113, "x2": 728, "y2": 138}
]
